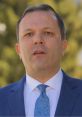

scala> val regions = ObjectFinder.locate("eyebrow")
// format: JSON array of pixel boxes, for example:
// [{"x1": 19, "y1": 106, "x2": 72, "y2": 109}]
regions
[
  {"x1": 24, "y1": 29, "x2": 32, "y2": 32},
  {"x1": 24, "y1": 27, "x2": 54, "y2": 32},
  {"x1": 42, "y1": 27, "x2": 53, "y2": 30}
]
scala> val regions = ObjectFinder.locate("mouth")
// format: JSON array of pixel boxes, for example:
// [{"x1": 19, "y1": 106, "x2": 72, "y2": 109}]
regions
[
  {"x1": 33, "y1": 51, "x2": 46, "y2": 55},
  {"x1": 32, "y1": 46, "x2": 47, "y2": 57}
]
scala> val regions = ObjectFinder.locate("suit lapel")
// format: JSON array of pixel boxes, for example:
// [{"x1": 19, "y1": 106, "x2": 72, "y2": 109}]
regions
[
  {"x1": 7, "y1": 76, "x2": 26, "y2": 116},
  {"x1": 55, "y1": 72, "x2": 80, "y2": 116}
]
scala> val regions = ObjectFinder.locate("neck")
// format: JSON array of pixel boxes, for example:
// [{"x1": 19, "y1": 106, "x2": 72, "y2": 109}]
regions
[{"x1": 26, "y1": 67, "x2": 60, "y2": 83}]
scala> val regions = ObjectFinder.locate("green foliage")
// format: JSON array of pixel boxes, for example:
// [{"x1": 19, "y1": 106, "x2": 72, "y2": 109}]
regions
[{"x1": 0, "y1": 0, "x2": 82, "y2": 87}]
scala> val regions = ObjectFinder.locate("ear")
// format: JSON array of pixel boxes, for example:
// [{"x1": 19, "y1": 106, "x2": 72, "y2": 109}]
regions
[
  {"x1": 62, "y1": 39, "x2": 68, "y2": 56},
  {"x1": 15, "y1": 43, "x2": 21, "y2": 59}
]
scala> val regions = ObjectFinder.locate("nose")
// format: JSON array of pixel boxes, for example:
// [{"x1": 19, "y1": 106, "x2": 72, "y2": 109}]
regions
[{"x1": 33, "y1": 33, "x2": 45, "y2": 45}]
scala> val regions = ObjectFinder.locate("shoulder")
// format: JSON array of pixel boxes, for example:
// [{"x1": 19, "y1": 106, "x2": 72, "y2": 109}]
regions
[
  {"x1": 0, "y1": 81, "x2": 18, "y2": 93},
  {"x1": 63, "y1": 70, "x2": 82, "y2": 82},
  {"x1": 0, "y1": 76, "x2": 26, "y2": 96},
  {"x1": 62, "y1": 70, "x2": 82, "y2": 88},
  {"x1": 0, "y1": 76, "x2": 25, "y2": 114}
]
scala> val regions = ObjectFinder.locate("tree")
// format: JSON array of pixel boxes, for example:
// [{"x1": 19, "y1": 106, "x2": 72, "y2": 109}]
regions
[{"x1": 0, "y1": 0, "x2": 82, "y2": 87}]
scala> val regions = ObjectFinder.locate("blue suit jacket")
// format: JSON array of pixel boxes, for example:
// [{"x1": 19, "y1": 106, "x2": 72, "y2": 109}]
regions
[{"x1": 0, "y1": 71, "x2": 82, "y2": 117}]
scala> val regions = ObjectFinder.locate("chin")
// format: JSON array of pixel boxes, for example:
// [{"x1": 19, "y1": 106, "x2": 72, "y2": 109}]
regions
[{"x1": 33, "y1": 63, "x2": 47, "y2": 70}]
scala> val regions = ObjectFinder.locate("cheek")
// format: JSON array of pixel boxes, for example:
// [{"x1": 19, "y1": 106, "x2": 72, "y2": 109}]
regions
[
  {"x1": 20, "y1": 40, "x2": 32, "y2": 52},
  {"x1": 48, "y1": 41, "x2": 63, "y2": 58},
  {"x1": 19, "y1": 42, "x2": 31, "y2": 59}
]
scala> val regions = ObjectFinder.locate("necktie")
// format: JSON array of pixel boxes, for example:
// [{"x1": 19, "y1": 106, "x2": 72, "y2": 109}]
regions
[{"x1": 34, "y1": 84, "x2": 50, "y2": 117}]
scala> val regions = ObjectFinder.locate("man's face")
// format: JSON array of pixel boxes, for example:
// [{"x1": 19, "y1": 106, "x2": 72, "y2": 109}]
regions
[{"x1": 16, "y1": 11, "x2": 67, "y2": 75}]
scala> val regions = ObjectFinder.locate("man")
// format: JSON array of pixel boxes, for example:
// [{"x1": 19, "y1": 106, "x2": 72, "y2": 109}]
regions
[{"x1": 0, "y1": 4, "x2": 82, "y2": 117}]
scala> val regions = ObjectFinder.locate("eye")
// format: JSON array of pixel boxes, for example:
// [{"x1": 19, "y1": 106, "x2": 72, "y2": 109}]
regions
[
  {"x1": 24, "y1": 32, "x2": 34, "y2": 38},
  {"x1": 44, "y1": 31, "x2": 54, "y2": 36}
]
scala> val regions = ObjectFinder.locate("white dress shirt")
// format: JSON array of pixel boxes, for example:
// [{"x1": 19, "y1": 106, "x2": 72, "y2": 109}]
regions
[{"x1": 24, "y1": 69, "x2": 63, "y2": 117}]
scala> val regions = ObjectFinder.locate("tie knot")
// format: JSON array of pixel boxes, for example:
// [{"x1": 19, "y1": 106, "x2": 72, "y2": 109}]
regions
[{"x1": 37, "y1": 84, "x2": 48, "y2": 93}]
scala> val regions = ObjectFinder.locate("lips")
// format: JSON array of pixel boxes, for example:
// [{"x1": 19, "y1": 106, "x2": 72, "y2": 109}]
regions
[
  {"x1": 32, "y1": 46, "x2": 47, "y2": 56},
  {"x1": 33, "y1": 50, "x2": 46, "y2": 55}
]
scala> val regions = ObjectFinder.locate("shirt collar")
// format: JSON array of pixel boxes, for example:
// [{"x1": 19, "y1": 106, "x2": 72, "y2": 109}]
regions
[
  {"x1": 45, "y1": 69, "x2": 63, "y2": 90},
  {"x1": 26, "y1": 74, "x2": 41, "y2": 91},
  {"x1": 26, "y1": 69, "x2": 63, "y2": 92}
]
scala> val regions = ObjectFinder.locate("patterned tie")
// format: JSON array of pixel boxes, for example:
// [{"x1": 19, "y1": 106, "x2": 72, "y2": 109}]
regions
[{"x1": 34, "y1": 84, "x2": 50, "y2": 117}]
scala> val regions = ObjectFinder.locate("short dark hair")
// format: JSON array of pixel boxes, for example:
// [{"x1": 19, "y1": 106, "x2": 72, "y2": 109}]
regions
[{"x1": 16, "y1": 4, "x2": 66, "y2": 40}]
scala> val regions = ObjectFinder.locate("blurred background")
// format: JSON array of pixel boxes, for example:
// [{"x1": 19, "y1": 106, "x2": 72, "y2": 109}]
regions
[{"x1": 0, "y1": 0, "x2": 82, "y2": 87}]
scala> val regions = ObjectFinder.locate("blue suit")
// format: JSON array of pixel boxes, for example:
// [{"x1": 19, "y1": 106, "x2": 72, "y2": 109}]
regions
[{"x1": 0, "y1": 71, "x2": 82, "y2": 116}]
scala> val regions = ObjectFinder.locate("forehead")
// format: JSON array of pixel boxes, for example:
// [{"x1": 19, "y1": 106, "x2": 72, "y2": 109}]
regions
[{"x1": 19, "y1": 11, "x2": 58, "y2": 29}]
